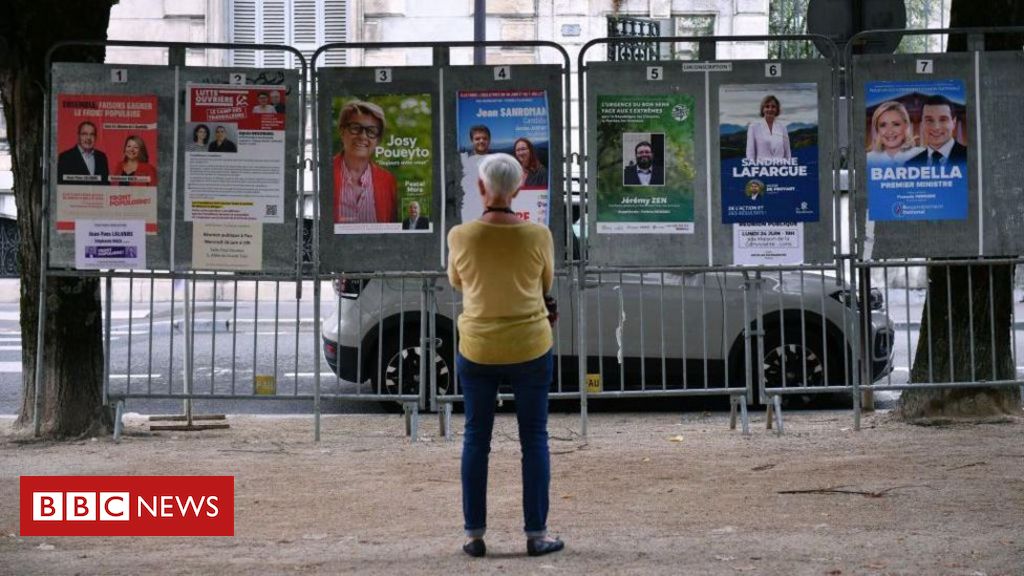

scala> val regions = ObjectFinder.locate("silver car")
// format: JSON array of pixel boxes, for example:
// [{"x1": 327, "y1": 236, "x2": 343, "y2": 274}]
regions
[{"x1": 321, "y1": 267, "x2": 895, "y2": 406}]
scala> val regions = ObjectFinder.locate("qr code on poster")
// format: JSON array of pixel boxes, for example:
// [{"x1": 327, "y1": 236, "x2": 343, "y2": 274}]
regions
[{"x1": 265, "y1": 204, "x2": 277, "y2": 217}]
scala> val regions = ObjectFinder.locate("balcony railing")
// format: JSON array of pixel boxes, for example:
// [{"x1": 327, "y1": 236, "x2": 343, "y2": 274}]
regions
[{"x1": 607, "y1": 16, "x2": 660, "y2": 61}]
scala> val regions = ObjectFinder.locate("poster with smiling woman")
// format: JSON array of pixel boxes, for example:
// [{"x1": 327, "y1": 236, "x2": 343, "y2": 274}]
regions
[
  {"x1": 330, "y1": 93, "x2": 433, "y2": 234},
  {"x1": 719, "y1": 83, "x2": 819, "y2": 224},
  {"x1": 55, "y1": 94, "x2": 159, "y2": 235},
  {"x1": 864, "y1": 79, "x2": 968, "y2": 221}
]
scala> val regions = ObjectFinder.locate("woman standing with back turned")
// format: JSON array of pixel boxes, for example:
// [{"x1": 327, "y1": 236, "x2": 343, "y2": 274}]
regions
[{"x1": 447, "y1": 153, "x2": 564, "y2": 559}]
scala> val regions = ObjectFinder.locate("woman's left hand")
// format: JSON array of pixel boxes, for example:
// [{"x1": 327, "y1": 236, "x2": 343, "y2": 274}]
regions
[{"x1": 544, "y1": 295, "x2": 558, "y2": 325}]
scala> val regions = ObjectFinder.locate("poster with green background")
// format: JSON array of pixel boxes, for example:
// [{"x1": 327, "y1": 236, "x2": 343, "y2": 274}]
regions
[
  {"x1": 595, "y1": 94, "x2": 696, "y2": 234},
  {"x1": 331, "y1": 93, "x2": 433, "y2": 233}
]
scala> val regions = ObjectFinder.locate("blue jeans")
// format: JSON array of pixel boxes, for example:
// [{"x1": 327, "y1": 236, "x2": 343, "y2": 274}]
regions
[{"x1": 458, "y1": 349, "x2": 553, "y2": 539}]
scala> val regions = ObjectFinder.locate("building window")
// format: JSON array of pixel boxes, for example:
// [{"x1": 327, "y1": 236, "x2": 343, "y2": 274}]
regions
[
  {"x1": 672, "y1": 15, "x2": 716, "y2": 60},
  {"x1": 230, "y1": 0, "x2": 350, "y2": 68}
]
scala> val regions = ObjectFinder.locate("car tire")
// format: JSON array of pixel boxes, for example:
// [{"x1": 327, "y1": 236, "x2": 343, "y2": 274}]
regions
[
  {"x1": 764, "y1": 320, "x2": 851, "y2": 406},
  {"x1": 369, "y1": 323, "x2": 454, "y2": 412},
  {"x1": 731, "y1": 318, "x2": 850, "y2": 407}
]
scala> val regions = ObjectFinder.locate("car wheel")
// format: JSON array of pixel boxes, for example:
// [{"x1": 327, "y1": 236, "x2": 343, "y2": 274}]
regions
[
  {"x1": 730, "y1": 319, "x2": 848, "y2": 407},
  {"x1": 761, "y1": 321, "x2": 849, "y2": 407},
  {"x1": 762, "y1": 342, "x2": 824, "y2": 388},
  {"x1": 375, "y1": 326, "x2": 453, "y2": 411}
]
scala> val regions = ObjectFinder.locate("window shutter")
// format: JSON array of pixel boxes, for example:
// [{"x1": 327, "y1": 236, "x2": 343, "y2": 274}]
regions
[
  {"x1": 231, "y1": 0, "x2": 350, "y2": 69},
  {"x1": 322, "y1": 0, "x2": 348, "y2": 66},
  {"x1": 291, "y1": 0, "x2": 318, "y2": 68},
  {"x1": 232, "y1": 0, "x2": 258, "y2": 67},
  {"x1": 261, "y1": 0, "x2": 288, "y2": 67}
]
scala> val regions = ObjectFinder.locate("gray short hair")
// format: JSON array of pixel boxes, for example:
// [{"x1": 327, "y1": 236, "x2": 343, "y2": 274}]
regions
[{"x1": 478, "y1": 153, "x2": 523, "y2": 199}]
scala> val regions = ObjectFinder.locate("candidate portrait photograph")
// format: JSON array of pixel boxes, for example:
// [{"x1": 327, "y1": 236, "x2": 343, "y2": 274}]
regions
[{"x1": 622, "y1": 133, "x2": 665, "y2": 187}]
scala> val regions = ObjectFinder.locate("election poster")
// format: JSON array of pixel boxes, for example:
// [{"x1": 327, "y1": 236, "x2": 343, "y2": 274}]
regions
[
  {"x1": 192, "y1": 221, "x2": 263, "y2": 271},
  {"x1": 330, "y1": 93, "x2": 433, "y2": 234},
  {"x1": 732, "y1": 223, "x2": 804, "y2": 266},
  {"x1": 184, "y1": 84, "x2": 287, "y2": 224},
  {"x1": 864, "y1": 79, "x2": 969, "y2": 221},
  {"x1": 719, "y1": 83, "x2": 819, "y2": 224},
  {"x1": 595, "y1": 94, "x2": 696, "y2": 234},
  {"x1": 74, "y1": 220, "x2": 146, "y2": 270},
  {"x1": 55, "y1": 94, "x2": 159, "y2": 234},
  {"x1": 456, "y1": 90, "x2": 551, "y2": 225}
]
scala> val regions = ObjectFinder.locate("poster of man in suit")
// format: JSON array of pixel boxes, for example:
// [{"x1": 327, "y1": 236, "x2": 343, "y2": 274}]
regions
[
  {"x1": 595, "y1": 94, "x2": 695, "y2": 234},
  {"x1": 55, "y1": 94, "x2": 159, "y2": 237},
  {"x1": 864, "y1": 79, "x2": 969, "y2": 222}
]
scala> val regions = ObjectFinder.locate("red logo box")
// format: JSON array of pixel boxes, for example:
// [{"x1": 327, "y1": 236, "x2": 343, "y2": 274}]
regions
[{"x1": 20, "y1": 476, "x2": 234, "y2": 536}]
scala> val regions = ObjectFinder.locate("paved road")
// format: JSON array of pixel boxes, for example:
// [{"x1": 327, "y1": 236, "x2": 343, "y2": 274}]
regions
[
  {"x1": 5, "y1": 289, "x2": 1024, "y2": 415},
  {"x1": 0, "y1": 300, "x2": 386, "y2": 416}
]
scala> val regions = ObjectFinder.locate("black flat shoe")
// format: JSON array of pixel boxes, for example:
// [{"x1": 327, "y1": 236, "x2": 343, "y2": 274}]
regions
[
  {"x1": 463, "y1": 538, "x2": 486, "y2": 558},
  {"x1": 527, "y1": 536, "x2": 564, "y2": 557}
]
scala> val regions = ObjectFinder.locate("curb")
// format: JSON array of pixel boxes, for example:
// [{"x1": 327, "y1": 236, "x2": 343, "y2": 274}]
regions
[{"x1": 895, "y1": 322, "x2": 1024, "y2": 330}]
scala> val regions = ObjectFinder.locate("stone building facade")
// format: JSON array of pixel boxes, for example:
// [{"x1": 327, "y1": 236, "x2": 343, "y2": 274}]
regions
[{"x1": 102, "y1": 0, "x2": 769, "y2": 67}]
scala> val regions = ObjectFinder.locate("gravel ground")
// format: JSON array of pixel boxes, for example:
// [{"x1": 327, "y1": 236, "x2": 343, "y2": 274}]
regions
[{"x1": 1, "y1": 408, "x2": 1022, "y2": 575}]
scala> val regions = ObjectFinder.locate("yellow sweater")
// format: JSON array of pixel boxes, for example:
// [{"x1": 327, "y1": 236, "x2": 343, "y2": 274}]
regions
[{"x1": 447, "y1": 220, "x2": 554, "y2": 365}]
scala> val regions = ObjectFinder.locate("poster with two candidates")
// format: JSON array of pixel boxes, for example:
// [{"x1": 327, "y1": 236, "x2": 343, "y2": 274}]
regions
[
  {"x1": 184, "y1": 84, "x2": 289, "y2": 271},
  {"x1": 457, "y1": 90, "x2": 551, "y2": 226},
  {"x1": 55, "y1": 93, "x2": 158, "y2": 269},
  {"x1": 863, "y1": 79, "x2": 968, "y2": 222}
]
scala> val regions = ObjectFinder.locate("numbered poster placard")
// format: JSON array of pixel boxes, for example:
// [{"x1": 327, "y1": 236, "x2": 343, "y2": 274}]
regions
[
  {"x1": 719, "y1": 83, "x2": 820, "y2": 224},
  {"x1": 184, "y1": 84, "x2": 288, "y2": 223},
  {"x1": 864, "y1": 79, "x2": 968, "y2": 221}
]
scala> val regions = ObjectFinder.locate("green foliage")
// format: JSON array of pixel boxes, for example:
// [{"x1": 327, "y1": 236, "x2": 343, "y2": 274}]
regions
[
  {"x1": 768, "y1": 0, "x2": 815, "y2": 59},
  {"x1": 896, "y1": 0, "x2": 946, "y2": 54},
  {"x1": 767, "y1": 0, "x2": 949, "y2": 57}
]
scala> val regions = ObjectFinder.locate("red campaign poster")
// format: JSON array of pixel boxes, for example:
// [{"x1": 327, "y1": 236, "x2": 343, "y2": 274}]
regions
[
  {"x1": 55, "y1": 94, "x2": 159, "y2": 233},
  {"x1": 184, "y1": 84, "x2": 287, "y2": 224},
  {"x1": 187, "y1": 85, "x2": 286, "y2": 131}
]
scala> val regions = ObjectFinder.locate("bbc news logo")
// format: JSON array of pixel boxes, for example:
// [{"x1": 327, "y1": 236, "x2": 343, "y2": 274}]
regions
[{"x1": 20, "y1": 476, "x2": 233, "y2": 536}]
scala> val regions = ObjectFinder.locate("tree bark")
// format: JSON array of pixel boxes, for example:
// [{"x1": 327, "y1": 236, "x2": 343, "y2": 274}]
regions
[
  {"x1": 902, "y1": 264, "x2": 1020, "y2": 419},
  {"x1": 0, "y1": 0, "x2": 114, "y2": 437},
  {"x1": 899, "y1": 0, "x2": 1024, "y2": 421}
]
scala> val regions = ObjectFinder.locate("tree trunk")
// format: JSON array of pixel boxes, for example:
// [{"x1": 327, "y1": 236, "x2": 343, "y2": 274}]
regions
[
  {"x1": 1, "y1": 0, "x2": 114, "y2": 437},
  {"x1": 902, "y1": 264, "x2": 1020, "y2": 419},
  {"x1": 899, "y1": 0, "x2": 1024, "y2": 421}
]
